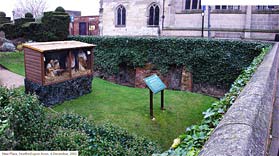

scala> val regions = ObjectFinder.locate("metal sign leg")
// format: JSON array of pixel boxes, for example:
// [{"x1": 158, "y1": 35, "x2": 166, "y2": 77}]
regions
[
  {"x1": 161, "y1": 90, "x2": 165, "y2": 110},
  {"x1": 150, "y1": 89, "x2": 154, "y2": 119}
]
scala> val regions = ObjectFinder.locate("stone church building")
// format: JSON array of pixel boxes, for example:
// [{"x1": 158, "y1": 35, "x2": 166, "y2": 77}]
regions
[{"x1": 99, "y1": 0, "x2": 279, "y2": 40}]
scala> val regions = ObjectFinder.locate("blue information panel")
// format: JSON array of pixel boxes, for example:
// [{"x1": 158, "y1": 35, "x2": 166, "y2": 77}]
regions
[
  {"x1": 70, "y1": 16, "x2": 74, "y2": 23},
  {"x1": 144, "y1": 74, "x2": 166, "y2": 94},
  {"x1": 202, "y1": 5, "x2": 206, "y2": 11}
]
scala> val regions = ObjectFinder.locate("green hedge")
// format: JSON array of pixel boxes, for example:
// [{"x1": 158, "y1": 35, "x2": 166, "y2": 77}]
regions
[
  {"x1": 69, "y1": 36, "x2": 267, "y2": 89},
  {"x1": 0, "y1": 23, "x2": 18, "y2": 39},
  {"x1": 0, "y1": 11, "x2": 11, "y2": 24},
  {"x1": 14, "y1": 18, "x2": 35, "y2": 26},
  {"x1": 0, "y1": 8, "x2": 69, "y2": 41},
  {"x1": 0, "y1": 87, "x2": 160, "y2": 155},
  {"x1": 0, "y1": 13, "x2": 35, "y2": 39},
  {"x1": 0, "y1": 87, "x2": 50, "y2": 150},
  {"x1": 22, "y1": 22, "x2": 47, "y2": 41},
  {"x1": 41, "y1": 11, "x2": 70, "y2": 41}
]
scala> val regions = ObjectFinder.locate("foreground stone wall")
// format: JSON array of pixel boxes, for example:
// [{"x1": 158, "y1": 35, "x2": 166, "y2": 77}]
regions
[
  {"x1": 199, "y1": 43, "x2": 279, "y2": 156},
  {"x1": 25, "y1": 75, "x2": 93, "y2": 106}
]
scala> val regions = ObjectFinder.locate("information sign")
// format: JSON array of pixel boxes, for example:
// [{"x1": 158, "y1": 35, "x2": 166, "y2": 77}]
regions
[
  {"x1": 144, "y1": 74, "x2": 166, "y2": 94},
  {"x1": 202, "y1": 5, "x2": 206, "y2": 11},
  {"x1": 70, "y1": 16, "x2": 74, "y2": 23}
]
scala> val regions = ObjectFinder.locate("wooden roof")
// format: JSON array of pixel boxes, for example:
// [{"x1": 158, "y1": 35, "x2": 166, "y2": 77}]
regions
[{"x1": 23, "y1": 41, "x2": 96, "y2": 53}]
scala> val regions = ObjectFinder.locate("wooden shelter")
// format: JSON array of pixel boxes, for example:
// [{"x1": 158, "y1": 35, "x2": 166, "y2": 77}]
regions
[
  {"x1": 23, "y1": 41, "x2": 96, "y2": 85},
  {"x1": 23, "y1": 41, "x2": 96, "y2": 106}
]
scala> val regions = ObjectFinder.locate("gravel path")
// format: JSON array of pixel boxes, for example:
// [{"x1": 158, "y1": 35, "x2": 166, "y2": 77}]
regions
[{"x1": 0, "y1": 65, "x2": 24, "y2": 89}]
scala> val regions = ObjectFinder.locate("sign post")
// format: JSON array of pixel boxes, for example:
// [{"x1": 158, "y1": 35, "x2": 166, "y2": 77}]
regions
[
  {"x1": 161, "y1": 90, "x2": 165, "y2": 110},
  {"x1": 149, "y1": 89, "x2": 153, "y2": 118},
  {"x1": 201, "y1": 6, "x2": 206, "y2": 37},
  {"x1": 70, "y1": 16, "x2": 74, "y2": 35},
  {"x1": 144, "y1": 74, "x2": 167, "y2": 120}
]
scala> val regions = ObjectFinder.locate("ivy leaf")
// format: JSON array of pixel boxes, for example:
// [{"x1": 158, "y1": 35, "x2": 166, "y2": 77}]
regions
[{"x1": 202, "y1": 109, "x2": 215, "y2": 119}]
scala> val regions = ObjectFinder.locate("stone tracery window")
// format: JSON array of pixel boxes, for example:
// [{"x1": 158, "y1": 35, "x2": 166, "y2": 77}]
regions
[
  {"x1": 256, "y1": 5, "x2": 275, "y2": 10},
  {"x1": 148, "y1": 3, "x2": 160, "y2": 26},
  {"x1": 116, "y1": 5, "x2": 126, "y2": 27},
  {"x1": 185, "y1": 0, "x2": 201, "y2": 10},
  {"x1": 215, "y1": 5, "x2": 240, "y2": 10}
]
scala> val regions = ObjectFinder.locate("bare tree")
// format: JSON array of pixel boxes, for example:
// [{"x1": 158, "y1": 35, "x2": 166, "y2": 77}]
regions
[{"x1": 13, "y1": 0, "x2": 47, "y2": 19}]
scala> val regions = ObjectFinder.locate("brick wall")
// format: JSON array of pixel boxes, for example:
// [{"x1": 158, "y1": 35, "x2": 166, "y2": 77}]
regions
[{"x1": 70, "y1": 16, "x2": 100, "y2": 36}]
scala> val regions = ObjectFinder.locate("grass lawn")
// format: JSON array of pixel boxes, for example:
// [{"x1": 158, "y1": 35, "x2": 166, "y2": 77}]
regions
[
  {"x1": 0, "y1": 52, "x2": 25, "y2": 76},
  {"x1": 54, "y1": 78, "x2": 216, "y2": 150},
  {"x1": 0, "y1": 52, "x2": 217, "y2": 150}
]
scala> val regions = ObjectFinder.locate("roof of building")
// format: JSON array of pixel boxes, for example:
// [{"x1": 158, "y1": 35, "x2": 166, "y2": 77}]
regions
[
  {"x1": 65, "y1": 10, "x2": 81, "y2": 17},
  {"x1": 23, "y1": 41, "x2": 96, "y2": 53}
]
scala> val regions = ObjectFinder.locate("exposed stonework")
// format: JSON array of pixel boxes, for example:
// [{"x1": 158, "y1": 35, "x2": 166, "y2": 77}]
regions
[
  {"x1": 117, "y1": 64, "x2": 136, "y2": 87},
  {"x1": 193, "y1": 83, "x2": 227, "y2": 98},
  {"x1": 180, "y1": 67, "x2": 192, "y2": 92},
  {"x1": 0, "y1": 37, "x2": 15, "y2": 52},
  {"x1": 95, "y1": 63, "x2": 195, "y2": 94},
  {"x1": 0, "y1": 31, "x2": 5, "y2": 38},
  {"x1": 25, "y1": 75, "x2": 94, "y2": 106},
  {"x1": 135, "y1": 63, "x2": 166, "y2": 88}
]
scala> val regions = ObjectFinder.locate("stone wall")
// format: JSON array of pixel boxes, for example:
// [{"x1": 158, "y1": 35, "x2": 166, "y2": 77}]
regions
[
  {"x1": 193, "y1": 83, "x2": 226, "y2": 98},
  {"x1": 25, "y1": 75, "x2": 93, "y2": 106},
  {"x1": 134, "y1": 64, "x2": 190, "y2": 91},
  {"x1": 199, "y1": 43, "x2": 279, "y2": 156},
  {"x1": 94, "y1": 63, "x2": 229, "y2": 97},
  {"x1": 101, "y1": 0, "x2": 162, "y2": 36},
  {"x1": 135, "y1": 63, "x2": 165, "y2": 88},
  {"x1": 180, "y1": 67, "x2": 192, "y2": 92},
  {"x1": 101, "y1": 1, "x2": 279, "y2": 40},
  {"x1": 251, "y1": 14, "x2": 279, "y2": 30},
  {"x1": 210, "y1": 13, "x2": 246, "y2": 29},
  {"x1": 162, "y1": 29, "x2": 202, "y2": 37},
  {"x1": 0, "y1": 31, "x2": 5, "y2": 38}
]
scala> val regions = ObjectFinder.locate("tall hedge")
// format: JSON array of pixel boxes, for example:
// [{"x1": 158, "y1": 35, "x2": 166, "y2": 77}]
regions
[
  {"x1": 14, "y1": 18, "x2": 35, "y2": 26},
  {"x1": 41, "y1": 10, "x2": 70, "y2": 41},
  {"x1": 21, "y1": 22, "x2": 46, "y2": 41},
  {"x1": 0, "y1": 15, "x2": 35, "y2": 39},
  {"x1": 0, "y1": 23, "x2": 17, "y2": 39},
  {"x1": 69, "y1": 36, "x2": 267, "y2": 89},
  {"x1": 0, "y1": 7, "x2": 70, "y2": 41},
  {"x1": 0, "y1": 11, "x2": 11, "y2": 24}
]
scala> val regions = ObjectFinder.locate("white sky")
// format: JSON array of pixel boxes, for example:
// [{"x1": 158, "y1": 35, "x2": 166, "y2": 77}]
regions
[{"x1": 0, "y1": 0, "x2": 100, "y2": 18}]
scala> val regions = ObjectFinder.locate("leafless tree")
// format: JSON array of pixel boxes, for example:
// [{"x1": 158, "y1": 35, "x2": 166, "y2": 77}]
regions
[{"x1": 13, "y1": 0, "x2": 48, "y2": 19}]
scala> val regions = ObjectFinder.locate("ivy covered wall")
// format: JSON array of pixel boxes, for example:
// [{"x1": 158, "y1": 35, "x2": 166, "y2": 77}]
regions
[{"x1": 69, "y1": 36, "x2": 267, "y2": 90}]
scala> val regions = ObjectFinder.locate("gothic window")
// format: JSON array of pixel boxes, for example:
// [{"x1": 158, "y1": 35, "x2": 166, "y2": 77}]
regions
[
  {"x1": 148, "y1": 3, "x2": 160, "y2": 26},
  {"x1": 215, "y1": 5, "x2": 240, "y2": 10},
  {"x1": 116, "y1": 5, "x2": 126, "y2": 26},
  {"x1": 185, "y1": 0, "x2": 201, "y2": 10},
  {"x1": 256, "y1": 5, "x2": 275, "y2": 10}
]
